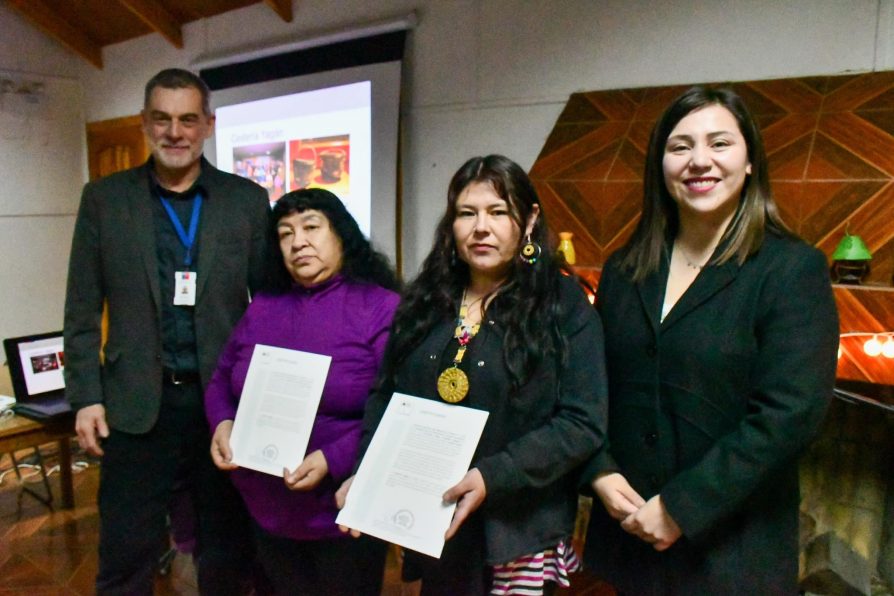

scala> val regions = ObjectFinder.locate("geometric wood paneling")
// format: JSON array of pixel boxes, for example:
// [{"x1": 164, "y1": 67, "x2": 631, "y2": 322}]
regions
[{"x1": 531, "y1": 73, "x2": 894, "y2": 286}]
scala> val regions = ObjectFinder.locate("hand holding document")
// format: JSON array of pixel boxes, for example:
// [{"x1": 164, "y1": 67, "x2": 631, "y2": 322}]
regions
[
  {"x1": 229, "y1": 345, "x2": 332, "y2": 476},
  {"x1": 336, "y1": 393, "x2": 488, "y2": 558}
]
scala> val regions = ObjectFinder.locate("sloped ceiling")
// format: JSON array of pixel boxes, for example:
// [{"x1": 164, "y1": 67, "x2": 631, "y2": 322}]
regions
[{"x1": 4, "y1": 0, "x2": 292, "y2": 68}]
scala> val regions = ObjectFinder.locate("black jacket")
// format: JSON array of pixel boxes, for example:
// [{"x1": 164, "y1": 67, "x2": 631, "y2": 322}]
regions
[
  {"x1": 583, "y1": 231, "x2": 839, "y2": 595},
  {"x1": 63, "y1": 159, "x2": 269, "y2": 433},
  {"x1": 360, "y1": 274, "x2": 608, "y2": 565}
]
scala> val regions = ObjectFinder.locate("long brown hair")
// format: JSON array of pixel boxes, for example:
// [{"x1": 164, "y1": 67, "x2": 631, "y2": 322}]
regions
[{"x1": 620, "y1": 86, "x2": 793, "y2": 281}]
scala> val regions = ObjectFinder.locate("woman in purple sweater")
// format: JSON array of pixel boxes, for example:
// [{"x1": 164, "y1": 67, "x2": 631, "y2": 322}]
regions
[{"x1": 204, "y1": 188, "x2": 400, "y2": 595}]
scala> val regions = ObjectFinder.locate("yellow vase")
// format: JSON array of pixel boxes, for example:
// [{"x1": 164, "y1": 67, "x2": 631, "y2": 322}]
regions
[{"x1": 557, "y1": 232, "x2": 576, "y2": 265}]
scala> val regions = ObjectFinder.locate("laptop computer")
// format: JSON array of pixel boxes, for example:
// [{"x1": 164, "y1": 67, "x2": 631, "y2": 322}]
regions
[{"x1": 3, "y1": 331, "x2": 72, "y2": 420}]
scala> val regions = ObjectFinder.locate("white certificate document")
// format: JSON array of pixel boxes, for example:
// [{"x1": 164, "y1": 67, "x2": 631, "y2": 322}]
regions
[
  {"x1": 229, "y1": 344, "x2": 332, "y2": 476},
  {"x1": 336, "y1": 392, "x2": 489, "y2": 558}
]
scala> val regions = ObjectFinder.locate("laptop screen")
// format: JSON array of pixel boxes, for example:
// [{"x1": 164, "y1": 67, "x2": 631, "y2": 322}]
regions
[{"x1": 3, "y1": 331, "x2": 65, "y2": 402}]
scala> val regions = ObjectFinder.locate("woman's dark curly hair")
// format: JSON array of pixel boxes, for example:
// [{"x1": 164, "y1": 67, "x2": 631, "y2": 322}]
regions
[
  {"x1": 265, "y1": 188, "x2": 399, "y2": 292},
  {"x1": 386, "y1": 154, "x2": 569, "y2": 392}
]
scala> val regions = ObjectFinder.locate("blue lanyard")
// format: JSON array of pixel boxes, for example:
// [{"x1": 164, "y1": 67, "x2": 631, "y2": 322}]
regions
[{"x1": 159, "y1": 193, "x2": 202, "y2": 268}]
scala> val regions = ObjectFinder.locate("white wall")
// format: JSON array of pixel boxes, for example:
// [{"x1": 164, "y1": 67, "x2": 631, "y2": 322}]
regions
[
  {"x1": 0, "y1": 3, "x2": 84, "y2": 346},
  {"x1": 5, "y1": 0, "x2": 894, "y2": 345},
  {"x1": 72, "y1": 0, "x2": 894, "y2": 274}
]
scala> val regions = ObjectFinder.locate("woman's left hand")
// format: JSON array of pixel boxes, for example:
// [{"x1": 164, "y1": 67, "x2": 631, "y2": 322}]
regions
[
  {"x1": 442, "y1": 468, "x2": 486, "y2": 540},
  {"x1": 284, "y1": 449, "x2": 329, "y2": 491},
  {"x1": 620, "y1": 494, "x2": 682, "y2": 551}
]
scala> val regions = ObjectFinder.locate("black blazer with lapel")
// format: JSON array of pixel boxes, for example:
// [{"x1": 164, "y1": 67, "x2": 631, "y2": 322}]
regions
[
  {"x1": 583, "y1": 231, "x2": 839, "y2": 595},
  {"x1": 64, "y1": 159, "x2": 269, "y2": 434}
]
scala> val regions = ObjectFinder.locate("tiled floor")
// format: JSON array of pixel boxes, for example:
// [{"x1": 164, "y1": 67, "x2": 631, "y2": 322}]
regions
[{"x1": 0, "y1": 442, "x2": 615, "y2": 595}]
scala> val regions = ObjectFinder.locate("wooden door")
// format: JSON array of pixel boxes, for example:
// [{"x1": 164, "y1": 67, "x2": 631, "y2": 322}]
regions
[
  {"x1": 86, "y1": 114, "x2": 148, "y2": 181},
  {"x1": 85, "y1": 115, "x2": 148, "y2": 349}
]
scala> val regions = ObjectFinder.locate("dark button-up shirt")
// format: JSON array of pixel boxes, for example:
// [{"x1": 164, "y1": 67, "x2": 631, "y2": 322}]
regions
[{"x1": 150, "y1": 163, "x2": 208, "y2": 372}]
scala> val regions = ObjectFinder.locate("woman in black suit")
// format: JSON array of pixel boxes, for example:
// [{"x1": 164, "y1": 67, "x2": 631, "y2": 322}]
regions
[{"x1": 582, "y1": 87, "x2": 839, "y2": 595}]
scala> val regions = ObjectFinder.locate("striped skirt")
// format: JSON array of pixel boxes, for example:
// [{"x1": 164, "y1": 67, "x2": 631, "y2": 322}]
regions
[{"x1": 490, "y1": 540, "x2": 581, "y2": 595}]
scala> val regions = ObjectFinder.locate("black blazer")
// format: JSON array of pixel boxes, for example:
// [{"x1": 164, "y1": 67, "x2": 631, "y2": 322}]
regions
[
  {"x1": 64, "y1": 159, "x2": 269, "y2": 433},
  {"x1": 360, "y1": 275, "x2": 608, "y2": 565},
  {"x1": 583, "y1": 231, "x2": 839, "y2": 595}
]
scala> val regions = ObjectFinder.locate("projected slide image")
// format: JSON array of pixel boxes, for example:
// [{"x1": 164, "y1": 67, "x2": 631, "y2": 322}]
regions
[
  {"x1": 234, "y1": 142, "x2": 287, "y2": 203},
  {"x1": 215, "y1": 80, "x2": 372, "y2": 235},
  {"x1": 289, "y1": 135, "x2": 351, "y2": 196}
]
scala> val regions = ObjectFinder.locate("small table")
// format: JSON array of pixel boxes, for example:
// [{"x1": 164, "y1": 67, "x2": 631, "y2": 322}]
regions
[
  {"x1": 0, "y1": 414, "x2": 75, "y2": 509},
  {"x1": 0, "y1": 365, "x2": 76, "y2": 509}
]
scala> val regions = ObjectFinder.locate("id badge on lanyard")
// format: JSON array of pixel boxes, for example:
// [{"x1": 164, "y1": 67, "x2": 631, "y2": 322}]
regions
[
  {"x1": 174, "y1": 271, "x2": 197, "y2": 305},
  {"x1": 160, "y1": 193, "x2": 202, "y2": 306}
]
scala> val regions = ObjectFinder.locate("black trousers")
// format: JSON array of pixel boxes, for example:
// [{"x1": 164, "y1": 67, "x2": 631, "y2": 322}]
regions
[
  {"x1": 96, "y1": 381, "x2": 256, "y2": 595},
  {"x1": 254, "y1": 523, "x2": 387, "y2": 595}
]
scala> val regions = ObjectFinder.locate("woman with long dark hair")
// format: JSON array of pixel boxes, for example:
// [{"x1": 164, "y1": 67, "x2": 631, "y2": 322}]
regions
[
  {"x1": 582, "y1": 87, "x2": 839, "y2": 594},
  {"x1": 205, "y1": 188, "x2": 400, "y2": 594},
  {"x1": 340, "y1": 155, "x2": 607, "y2": 595}
]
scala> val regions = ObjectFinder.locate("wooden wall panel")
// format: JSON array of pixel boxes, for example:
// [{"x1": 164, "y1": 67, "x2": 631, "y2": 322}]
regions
[
  {"x1": 834, "y1": 286, "x2": 894, "y2": 386},
  {"x1": 531, "y1": 73, "x2": 894, "y2": 286}
]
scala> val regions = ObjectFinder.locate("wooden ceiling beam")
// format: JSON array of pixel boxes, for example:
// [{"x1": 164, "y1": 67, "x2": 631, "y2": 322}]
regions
[
  {"x1": 264, "y1": 0, "x2": 294, "y2": 23},
  {"x1": 117, "y1": 0, "x2": 184, "y2": 48},
  {"x1": 6, "y1": 0, "x2": 103, "y2": 68}
]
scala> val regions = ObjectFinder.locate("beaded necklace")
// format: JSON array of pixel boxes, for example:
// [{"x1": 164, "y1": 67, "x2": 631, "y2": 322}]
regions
[{"x1": 436, "y1": 291, "x2": 481, "y2": 403}]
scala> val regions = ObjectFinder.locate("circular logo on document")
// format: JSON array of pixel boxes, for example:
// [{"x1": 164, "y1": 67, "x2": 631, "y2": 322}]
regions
[
  {"x1": 261, "y1": 444, "x2": 279, "y2": 462},
  {"x1": 392, "y1": 509, "x2": 415, "y2": 530}
]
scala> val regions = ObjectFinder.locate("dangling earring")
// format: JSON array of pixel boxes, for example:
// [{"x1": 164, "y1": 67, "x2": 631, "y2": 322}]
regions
[
  {"x1": 450, "y1": 246, "x2": 457, "y2": 267},
  {"x1": 519, "y1": 235, "x2": 541, "y2": 265}
]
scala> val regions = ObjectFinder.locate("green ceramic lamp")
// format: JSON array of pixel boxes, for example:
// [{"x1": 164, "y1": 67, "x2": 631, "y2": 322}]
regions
[{"x1": 831, "y1": 231, "x2": 872, "y2": 285}]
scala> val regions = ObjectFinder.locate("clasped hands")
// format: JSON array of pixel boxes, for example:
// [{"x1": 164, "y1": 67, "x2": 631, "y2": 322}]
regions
[
  {"x1": 210, "y1": 420, "x2": 329, "y2": 491},
  {"x1": 592, "y1": 472, "x2": 681, "y2": 551}
]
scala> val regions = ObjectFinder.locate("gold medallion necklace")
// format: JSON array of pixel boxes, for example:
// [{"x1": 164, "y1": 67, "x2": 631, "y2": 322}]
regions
[{"x1": 436, "y1": 291, "x2": 481, "y2": 403}]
